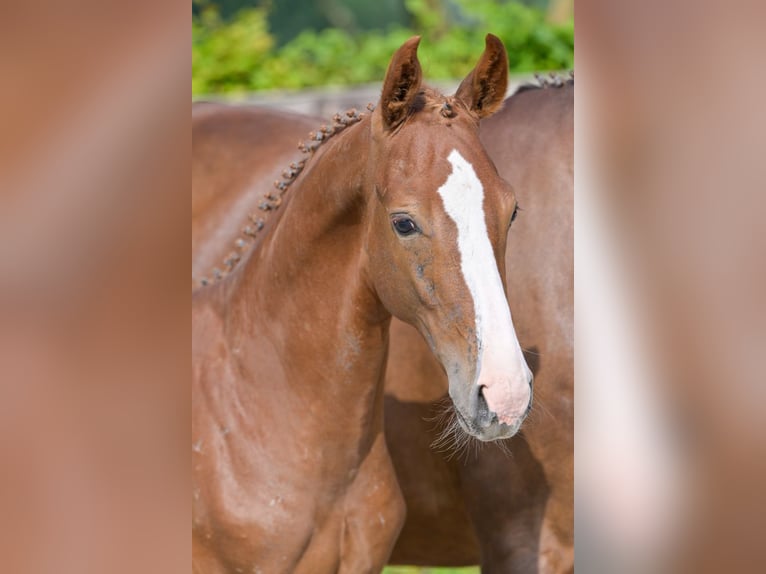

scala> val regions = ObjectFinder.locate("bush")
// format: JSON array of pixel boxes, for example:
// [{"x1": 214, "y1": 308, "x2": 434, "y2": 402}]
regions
[
  {"x1": 192, "y1": 1, "x2": 573, "y2": 95},
  {"x1": 193, "y1": 7, "x2": 275, "y2": 95}
]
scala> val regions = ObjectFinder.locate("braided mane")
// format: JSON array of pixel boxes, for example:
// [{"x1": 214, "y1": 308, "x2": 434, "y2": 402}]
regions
[
  {"x1": 514, "y1": 71, "x2": 574, "y2": 95},
  {"x1": 196, "y1": 103, "x2": 376, "y2": 288}
]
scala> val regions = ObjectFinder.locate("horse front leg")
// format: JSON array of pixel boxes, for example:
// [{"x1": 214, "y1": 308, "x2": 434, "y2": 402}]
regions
[
  {"x1": 536, "y1": 476, "x2": 574, "y2": 574},
  {"x1": 338, "y1": 430, "x2": 406, "y2": 574}
]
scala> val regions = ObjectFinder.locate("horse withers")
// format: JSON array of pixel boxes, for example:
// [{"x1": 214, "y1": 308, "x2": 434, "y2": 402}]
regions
[{"x1": 192, "y1": 35, "x2": 533, "y2": 573}]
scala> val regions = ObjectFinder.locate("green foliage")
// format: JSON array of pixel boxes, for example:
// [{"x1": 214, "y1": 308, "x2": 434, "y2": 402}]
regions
[
  {"x1": 452, "y1": 0, "x2": 574, "y2": 71},
  {"x1": 192, "y1": 1, "x2": 574, "y2": 95},
  {"x1": 193, "y1": 7, "x2": 274, "y2": 95}
]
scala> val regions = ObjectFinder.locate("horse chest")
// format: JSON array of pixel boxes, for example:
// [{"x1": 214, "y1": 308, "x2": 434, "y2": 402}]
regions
[{"x1": 194, "y1": 455, "x2": 371, "y2": 574}]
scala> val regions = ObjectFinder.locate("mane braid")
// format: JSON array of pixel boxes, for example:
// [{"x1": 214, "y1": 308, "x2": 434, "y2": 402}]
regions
[
  {"x1": 195, "y1": 104, "x2": 376, "y2": 288},
  {"x1": 515, "y1": 71, "x2": 574, "y2": 95}
]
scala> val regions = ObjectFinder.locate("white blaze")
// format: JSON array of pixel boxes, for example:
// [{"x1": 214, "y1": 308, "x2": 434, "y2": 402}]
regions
[{"x1": 436, "y1": 149, "x2": 532, "y2": 424}]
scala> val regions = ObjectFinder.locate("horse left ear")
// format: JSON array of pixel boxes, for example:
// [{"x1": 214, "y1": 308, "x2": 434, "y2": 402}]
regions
[{"x1": 455, "y1": 34, "x2": 509, "y2": 118}]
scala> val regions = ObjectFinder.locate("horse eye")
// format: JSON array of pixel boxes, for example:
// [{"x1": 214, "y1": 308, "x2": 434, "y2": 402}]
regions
[
  {"x1": 510, "y1": 205, "x2": 519, "y2": 224},
  {"x1": 392, "y1": 216, "x2": 418, "y2": 236}
]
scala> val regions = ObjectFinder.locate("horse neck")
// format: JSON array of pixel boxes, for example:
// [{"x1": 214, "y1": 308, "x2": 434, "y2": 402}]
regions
[{"x1": 227, "y1": 117, "x2": 391, "y2": 443}]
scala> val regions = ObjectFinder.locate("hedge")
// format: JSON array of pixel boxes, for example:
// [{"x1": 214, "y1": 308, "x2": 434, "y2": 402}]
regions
[{"x1": 192, "y1": 0, "x2": 574, "y2": 95}]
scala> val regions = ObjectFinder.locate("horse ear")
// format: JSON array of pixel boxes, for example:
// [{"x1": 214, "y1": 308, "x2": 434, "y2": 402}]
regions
[
  {"x1": 455, "y1": 34, "x2": 508, "y2": 118},
  {"x1": 378, "y1": 36, "x2": 423, "y2": 130}
]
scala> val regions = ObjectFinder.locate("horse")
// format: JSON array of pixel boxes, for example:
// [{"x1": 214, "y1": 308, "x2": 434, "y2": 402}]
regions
[
  {"x1": 384, "y1": 77, "x2": 574, "y2": 573},
  {"x1": 192, "y1": 35, "x2": 534, "y2": 574},
  {"x1": 192, "y1": 77, "x2": 573, "y2": 573}
]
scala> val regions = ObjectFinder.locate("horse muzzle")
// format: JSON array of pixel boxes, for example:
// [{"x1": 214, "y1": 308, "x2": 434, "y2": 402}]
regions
[{"x1": 453, "y1": 373, "x2": 533, "y2": 441}]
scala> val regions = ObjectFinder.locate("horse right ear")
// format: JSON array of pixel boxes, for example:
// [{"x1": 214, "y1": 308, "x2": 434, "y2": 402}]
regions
[
  {"x1": 377, "y1": 36, "x2": 423, "y2": 131},
  {"x1": 455, "y1": 34, "x2": 508, "y2": 119}
]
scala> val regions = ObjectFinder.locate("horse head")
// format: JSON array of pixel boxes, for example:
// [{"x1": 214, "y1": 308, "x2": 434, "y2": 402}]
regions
[{"x1": 366, "y1": 35, "x2": 533, "y2": 440}]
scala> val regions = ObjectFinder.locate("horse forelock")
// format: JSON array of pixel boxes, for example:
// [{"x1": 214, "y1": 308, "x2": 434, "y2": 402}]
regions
[{"x1": 393, "y1": 88, "x2": 469, "y2": 127}]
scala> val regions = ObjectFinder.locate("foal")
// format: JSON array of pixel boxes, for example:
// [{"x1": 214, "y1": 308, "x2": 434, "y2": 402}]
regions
[
  {"x1": 385, "y1": 78, "x2": 574, "y2": 573},
  {"x1": 192, "y1": 35, "x2": 532, "y2": 573}
]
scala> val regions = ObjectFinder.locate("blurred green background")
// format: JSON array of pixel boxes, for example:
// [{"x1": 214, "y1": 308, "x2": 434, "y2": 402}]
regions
[{"x1": 192, "y1": 0, "x2": 573, "y2": 96}]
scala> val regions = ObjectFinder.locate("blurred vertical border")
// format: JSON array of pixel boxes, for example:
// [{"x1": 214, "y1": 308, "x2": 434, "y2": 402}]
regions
[
  {"x1": 576, "y1": 0, "x2": 766, "y2": 572},
  {"x1": 3, "y1": 0, "x2": 765, "y2": 573},
  {"x1": 0, "y1": 1, "x2": 189, "y2": 573}
]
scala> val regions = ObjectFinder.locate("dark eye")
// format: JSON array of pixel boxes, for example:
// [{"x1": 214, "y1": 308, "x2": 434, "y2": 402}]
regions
[
  {"x1": 392, "y1": 216, "x2": 418, "y2": 236},
  {"x1": 510, "y1": 204, "x2": 520, "y2": 224}
]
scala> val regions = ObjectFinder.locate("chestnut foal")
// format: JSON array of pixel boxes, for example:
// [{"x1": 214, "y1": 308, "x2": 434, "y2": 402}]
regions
[
  {"x1": 192, "y1": 35, "x2": 532, "y2": 573},
  {"x1": 385, "y1": 78, "x2": 574, "y2": 573}
]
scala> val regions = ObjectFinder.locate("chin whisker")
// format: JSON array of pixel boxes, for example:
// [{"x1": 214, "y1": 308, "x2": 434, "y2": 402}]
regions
[
  {"x1": 494, "y1": 437, "x2": 514, "y2": 459},
  {"x1": 424, "y1": 395, "x2": 524, "y2": 462}
]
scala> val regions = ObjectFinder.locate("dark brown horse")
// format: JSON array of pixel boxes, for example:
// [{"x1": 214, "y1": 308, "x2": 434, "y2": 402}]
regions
[
  {"x1": 192, "y1": 35, "x2": 533, "y2": 573},
  {"x1": 385, "y1": 79, "x2": 574, "y2": 573}
]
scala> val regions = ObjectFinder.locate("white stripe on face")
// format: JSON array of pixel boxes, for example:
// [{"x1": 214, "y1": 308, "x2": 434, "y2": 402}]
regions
[{"x1": 436, "y1": 149, "x2": 531, "y2": 423}]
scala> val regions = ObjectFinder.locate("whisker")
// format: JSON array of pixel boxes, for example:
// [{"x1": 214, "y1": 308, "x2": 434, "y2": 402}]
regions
[
  {"x1": 527, "y1": 396, "x2": 556, "y2": 424},
  {"x1": 426, "y1": 393, "x2": 537, "y2": 462},
  {"x1": 494, "y1": 438, "x2": 515, "y2": 459}
]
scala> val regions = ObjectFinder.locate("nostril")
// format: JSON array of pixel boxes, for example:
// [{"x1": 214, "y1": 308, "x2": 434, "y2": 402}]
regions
[
  {"x1": 524, "y1": 378, "x2": 534, "y2": 420},
  {"x1": 476, "y1": 385, "x2": 492, "y2": 425}
]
